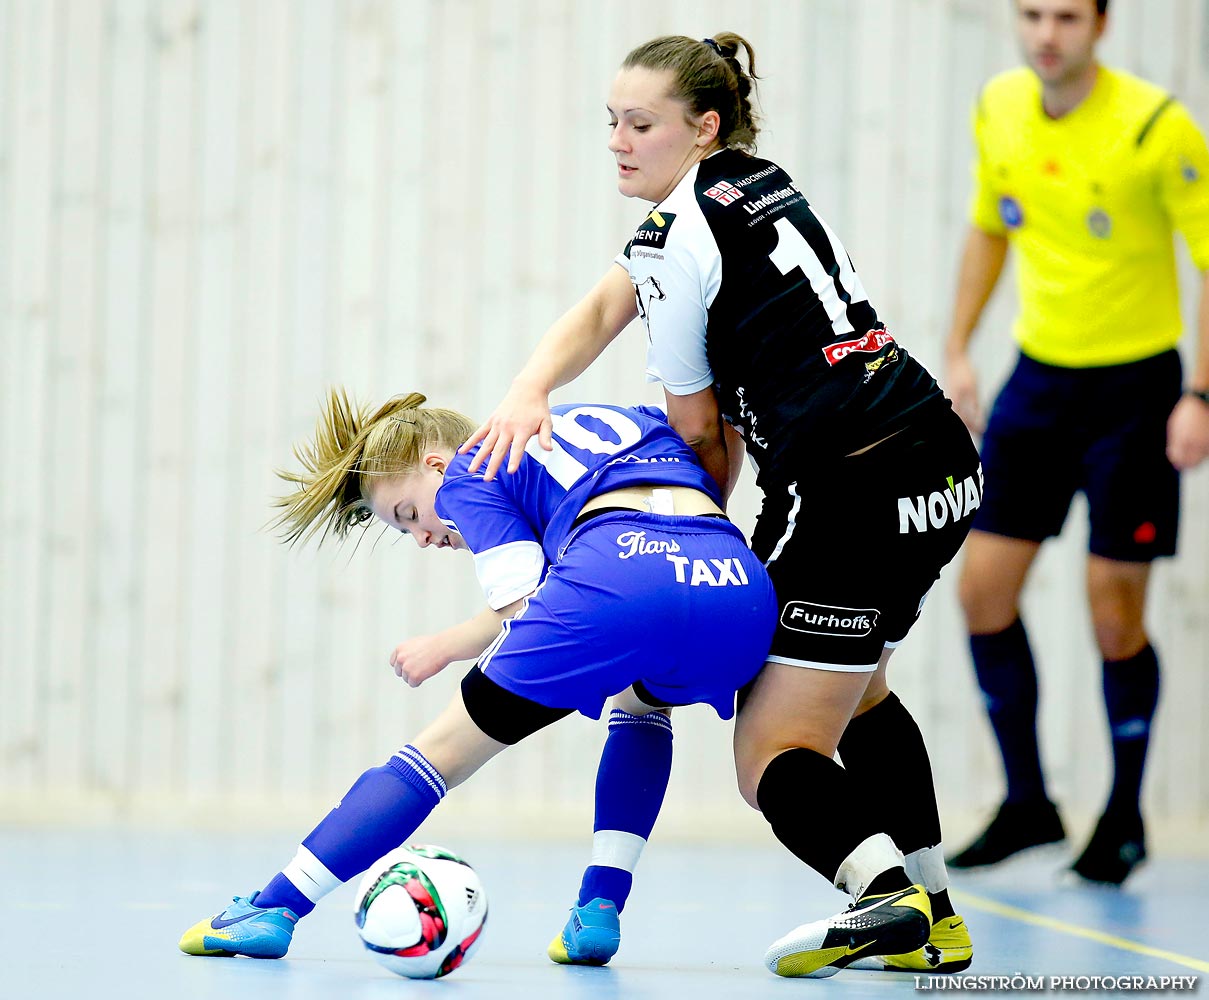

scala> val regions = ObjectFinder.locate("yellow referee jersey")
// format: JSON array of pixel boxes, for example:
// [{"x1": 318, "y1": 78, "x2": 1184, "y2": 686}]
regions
[{"x1": 970, "y1": 65, "x2": 1209, "y2": 367}]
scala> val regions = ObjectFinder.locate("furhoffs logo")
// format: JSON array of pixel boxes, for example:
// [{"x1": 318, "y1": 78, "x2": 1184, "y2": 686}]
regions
[{"x1": 781, "y1": 602, "x2": 880, "y2": 637}]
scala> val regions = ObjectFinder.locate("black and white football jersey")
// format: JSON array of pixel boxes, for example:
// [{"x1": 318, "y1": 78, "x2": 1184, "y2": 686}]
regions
[{"x1": 617, "y1": 148, "x2": 946, "y2": 484}]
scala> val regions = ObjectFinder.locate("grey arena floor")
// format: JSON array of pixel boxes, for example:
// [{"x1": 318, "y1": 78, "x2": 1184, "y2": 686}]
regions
[{"x1": 4, "y1": 826, "x2": 1207, "y2": 999}]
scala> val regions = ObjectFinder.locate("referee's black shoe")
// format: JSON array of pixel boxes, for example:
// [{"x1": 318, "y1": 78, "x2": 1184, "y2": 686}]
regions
[
  {"x1": 1069, "y1": 809, "x2": 1146, "y2": 886},
  {"x1": 946, "y1": 799, "x2": 1065, "y2": 869}
]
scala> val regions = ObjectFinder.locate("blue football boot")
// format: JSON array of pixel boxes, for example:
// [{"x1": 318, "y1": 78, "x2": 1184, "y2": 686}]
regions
[
  {"x1": 178, "y1": 892, "x2": 298, "y2": 958},
  {"x1": 547, "y1": 897, "x2": 621, "y2": 966}
]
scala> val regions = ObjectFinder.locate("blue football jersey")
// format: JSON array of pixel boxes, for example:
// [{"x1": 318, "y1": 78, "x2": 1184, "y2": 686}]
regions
[{"x1": 435, "y1": 403, "x2": 721, "y2": 609}]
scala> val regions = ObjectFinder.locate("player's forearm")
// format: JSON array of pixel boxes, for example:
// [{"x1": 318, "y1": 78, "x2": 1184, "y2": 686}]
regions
[
  {"x1": 445, "y1": 599, "x2": 528, "y2": 661},
  {"x1": 511, "y1": 306, "x2": 608, "y2": 395},
  {"x1": 512, "y1": 267, "x2": 637, "y2": 395},
  {"x1": 1190, "y1": 270, "x2": 1209, "y2": 391},
  {"x1": 723, "y1": 423, "x2": 746, "y2": 504},
  {"x1": 676, "y1": 408, "x2": 731, "y2": 497},
  {"x1": 663, "y1": 386, "x2": 730, "y2": 497},
  {"x1": 691, "y1": 433, "x2": 731, "y2": 500},
  {"x1": 945, "y1": 226, "x2": 1009, "y2": 358}
]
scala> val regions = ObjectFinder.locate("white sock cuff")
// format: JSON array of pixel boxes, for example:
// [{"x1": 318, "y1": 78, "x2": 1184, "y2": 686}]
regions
[
  {"x1": 904, "y1": 844, "x2": 949, "y2": 893},
  {"x1": 392, "y1": 744, "x2": 448, "y2": 799},
  {"x1": 608, "y1": 709, "x2": 672, "y2": 734},
  {"x1": 589, "y1": 830, "x2": 647, "y2": 872},
  {"x1": 282, "y1": 845, "x2": 342, "y2": 903},
  {"x1": 834, "y1": 832, "x2": 905, "y2": 899}
]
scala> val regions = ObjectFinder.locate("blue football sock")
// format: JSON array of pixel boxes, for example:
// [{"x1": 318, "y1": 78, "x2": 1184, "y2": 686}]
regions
[
  {"x1": 577, "y1": 710, "x2": 672, "y2": 912},
  {"x1": 256, "y1": 745, "x2": 446, "y2": 918},
  {"x1": 257, "y1": 872, "x2": 313, "y2": 918},
  {"x1": 970, "y1": 617, "x2": 1048, "y2": 804},
  {"x1": 1102, "y1": 644, "x2": 1159, "y2": 817}
]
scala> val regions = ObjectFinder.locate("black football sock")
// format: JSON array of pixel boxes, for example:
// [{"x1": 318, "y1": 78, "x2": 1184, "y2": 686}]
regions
[
  {"x1": 1102, "y1": 644, "x2": 1159, "y2": 819},
  {"x1": 970, "y1": 618, "x2": 1048, "y2": 804},
  {"x1": 756, "y1": 746, "x2": 909, "y2": 894},
  {"x1": 839, "y1": 691, "x2": 952, "y2": 917}
]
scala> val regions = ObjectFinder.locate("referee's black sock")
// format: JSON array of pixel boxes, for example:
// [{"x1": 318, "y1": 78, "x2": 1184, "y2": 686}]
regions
[
  {"x1": 755, "y1": 746, "x2": 910, "y2": 894},
  {"x1": 1102, "y1": 643, "x2": 1159, "y2": 819},
  {"x1": 970, "y1": 617, "x2": 1048, "y2": 804}
]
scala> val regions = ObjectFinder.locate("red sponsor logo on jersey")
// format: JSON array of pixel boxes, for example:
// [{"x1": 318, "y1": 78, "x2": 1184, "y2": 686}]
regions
[
  {"x1": 703, "y1": 181, "x2": 743, "y2": 206},
  {"x1": 822, "y1": 328, "x2": 895, "y2": 365}
]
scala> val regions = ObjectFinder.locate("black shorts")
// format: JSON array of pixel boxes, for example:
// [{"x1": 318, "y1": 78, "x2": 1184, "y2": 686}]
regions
[
  {"x1": 749, "y1": 406, "x2": 980, "y2": 669},
  {"x1": 975, "y1": 350, "x2": 1181, "y2": 562}
]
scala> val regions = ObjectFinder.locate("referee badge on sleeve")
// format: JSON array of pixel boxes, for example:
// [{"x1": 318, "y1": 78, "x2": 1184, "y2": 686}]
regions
[
  {"x1": 1086, "y1": 207, "x2": 1112, "y2": 239},
  {"x1": 998, "y1": 195, "x2": 1024, "y2": 229}
]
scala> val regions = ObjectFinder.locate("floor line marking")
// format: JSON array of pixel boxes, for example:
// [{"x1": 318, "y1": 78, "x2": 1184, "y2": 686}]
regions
[{"x1": 952, "y1": 889, "x2": 1209, "y2": 973}]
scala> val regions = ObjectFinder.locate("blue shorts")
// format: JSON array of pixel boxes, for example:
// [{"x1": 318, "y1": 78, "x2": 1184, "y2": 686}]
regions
[
  {"x1": 476, "y1": 511, "x2": 778, "y2": 720},
  {"x1": 976, "y1": 350, "x2": 1182, "y2": 561}
]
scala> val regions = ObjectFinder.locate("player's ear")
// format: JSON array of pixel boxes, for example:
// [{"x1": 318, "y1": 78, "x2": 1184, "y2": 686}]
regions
[{"x1": 423, "y1": 451, "x2": 448, "y2": 474}]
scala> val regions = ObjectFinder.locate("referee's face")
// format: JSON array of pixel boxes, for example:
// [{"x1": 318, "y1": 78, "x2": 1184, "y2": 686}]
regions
[
  {"x1": 607, "y1": 67, "x2": 715, "y2": 204},
  {"x1": 1016, "y1": 0, "x2": 1105, "y2": 87}
]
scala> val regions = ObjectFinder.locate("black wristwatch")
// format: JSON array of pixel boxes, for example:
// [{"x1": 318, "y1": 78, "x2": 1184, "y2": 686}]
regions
[{"x1": 1188, "y1": 387, "x2": 1209, "y2": 405}]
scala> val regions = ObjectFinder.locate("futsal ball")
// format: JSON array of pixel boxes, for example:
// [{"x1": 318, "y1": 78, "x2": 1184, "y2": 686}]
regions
[{"x1": 353, "y1": 844, "x2": 488, "y2": 979}]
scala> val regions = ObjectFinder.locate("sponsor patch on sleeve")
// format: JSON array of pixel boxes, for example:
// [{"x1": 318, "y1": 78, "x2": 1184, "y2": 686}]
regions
[{"x1": 631, "y1": 210, "x2": 677, "y2": 250}]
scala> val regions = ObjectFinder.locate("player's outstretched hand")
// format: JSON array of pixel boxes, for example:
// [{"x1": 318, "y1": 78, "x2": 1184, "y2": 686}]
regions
[
  {"x1": 1167, "y1": 394, "x2": 1209, "y2": 470},
  {"x1": 944, "y1": 351, "x2": 985, "y2": 435},
  {"x1": 460, "y1": 379, "x2": 554, "y2": 480},
  {"x1": 390, "y1": 634, "x2": 454, "y2": 688}
]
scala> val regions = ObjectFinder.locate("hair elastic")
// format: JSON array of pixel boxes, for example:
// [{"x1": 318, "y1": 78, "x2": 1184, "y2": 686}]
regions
[{"x1": 702, "y1": 37, "x2": 723, "y2": 56}]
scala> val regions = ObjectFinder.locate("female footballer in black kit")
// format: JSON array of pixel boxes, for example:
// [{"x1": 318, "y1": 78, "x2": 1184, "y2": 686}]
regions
[{"x1": 465, "y1": 34, "x2": 981, "y2": 978}]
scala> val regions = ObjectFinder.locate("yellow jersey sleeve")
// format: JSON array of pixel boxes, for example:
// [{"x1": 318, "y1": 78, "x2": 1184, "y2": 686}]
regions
[
  {"x1": 969, "y1": 92, "x2": 1007, "y2": 236},
  {"x1": 1151, "y1": 100, "x2": 1209, "y2": 270}
]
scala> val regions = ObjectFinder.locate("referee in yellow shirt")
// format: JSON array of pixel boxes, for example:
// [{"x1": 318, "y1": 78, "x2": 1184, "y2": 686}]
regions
[{"x1": 944, "y1": 0, "x2": 1209, "y2": 885}]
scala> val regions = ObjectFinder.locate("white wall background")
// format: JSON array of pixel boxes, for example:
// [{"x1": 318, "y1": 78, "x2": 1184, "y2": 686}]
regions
[{"x1": 2, "y1": 0, "x2": 1207, "y2": 854}]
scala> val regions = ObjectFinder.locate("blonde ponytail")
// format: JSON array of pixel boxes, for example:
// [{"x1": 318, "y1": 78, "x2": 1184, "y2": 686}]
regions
[{"x1": 271, "y1": 388, "x2": 475, "y2": 546}]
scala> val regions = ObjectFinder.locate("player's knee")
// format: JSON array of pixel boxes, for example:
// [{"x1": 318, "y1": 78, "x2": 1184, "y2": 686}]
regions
[
  {"x1": 1089, "y1": 587, "x2": 1147, "y2": 657},
  {"x1": 957, "y1": 569, "x2": 1016, "y2": 633},
  {"x1": 736, "y1": 769, "x2": 762, "y2": 811},
  {"x1": 1092, "y1": 616, "x2": 1147, "y2": 661},
  {"x1": 732, "y1": 743, "x2": 765, "y2": 810},
  {"x1": 611, "y1": 685, "x2": 673, "y2": 717},
  {"x1": 856, "y1": 676, "x2": 890, "y2": 716}
]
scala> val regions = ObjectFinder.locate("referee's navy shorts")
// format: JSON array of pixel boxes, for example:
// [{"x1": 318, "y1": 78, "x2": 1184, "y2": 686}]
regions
[
  {"x1": 749, "y1": 406, "x2": 981, "y2": 670},
  {"x1": 975, "y1": 349, "x2": 1182, "y2": 562}
]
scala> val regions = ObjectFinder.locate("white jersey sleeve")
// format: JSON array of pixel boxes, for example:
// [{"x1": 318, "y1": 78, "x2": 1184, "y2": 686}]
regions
[
  {"x1": 471, "y1": 541, "x2": 546, "y2": 611},
  {"x1": 435, "y1": 472, "x2": 546, "y2": 611},
  {"x1": 616, "y1": 171, "x2": 724, "y2": 397}
]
